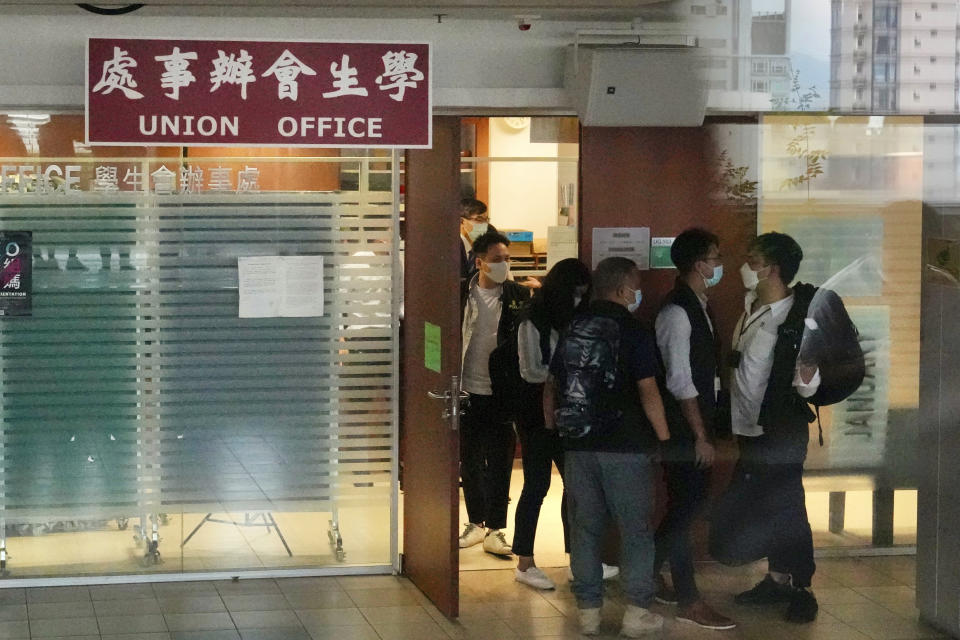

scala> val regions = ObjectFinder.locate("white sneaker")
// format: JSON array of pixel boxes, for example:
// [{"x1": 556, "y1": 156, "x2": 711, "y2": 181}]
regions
[
  {"x1": 603, "y1": 563, "x2": 620, "y2": 580},
  {"x1": 620, "y1": 605, "x2": 663, "y2": 638},
  {"x1": 458, "y1": 523, "x2": 485, "y2": 548},
  {"x1": 514, "y1": 566, "x2": 556, "y2": 590},
  {"x1": 579, "y1": 607, "x2": 602, "y2": 636},
  {"x1": 482, "y1": 529, "x2": 512, "y2": 556}
]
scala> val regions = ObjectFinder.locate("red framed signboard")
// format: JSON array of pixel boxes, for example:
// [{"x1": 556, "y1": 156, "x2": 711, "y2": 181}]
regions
[{"x1": 86, "y1": 37, "x2": 431, "y2": 148}]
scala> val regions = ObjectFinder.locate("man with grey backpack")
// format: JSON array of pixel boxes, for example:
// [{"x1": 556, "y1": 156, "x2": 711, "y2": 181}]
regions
[{"x1": 544, "y1": 256, "x2": 671, "y2": 637}]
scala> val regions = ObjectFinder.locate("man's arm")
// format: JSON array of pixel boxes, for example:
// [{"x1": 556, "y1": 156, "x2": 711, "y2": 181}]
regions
[
  {"x1": 637, "y1": 377, "x2": 670, "y2": 442},
  {"x1": 656, "y1": 305, "x2": 714, "y2": 466},
  {"x1": 543, "y1": 374, "x2": 556, "y2": 430}
]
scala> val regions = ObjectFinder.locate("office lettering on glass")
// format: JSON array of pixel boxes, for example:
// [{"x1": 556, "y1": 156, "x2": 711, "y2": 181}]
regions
[
  {"x1": 86, "y1": 38, "x2": 431, "y2": 148},
  {"x1": 0, "y1": 164, "x2": 259, "y2": 196}
]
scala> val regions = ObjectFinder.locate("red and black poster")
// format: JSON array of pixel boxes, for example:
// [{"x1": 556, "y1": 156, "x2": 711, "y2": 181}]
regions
[{"x1": 0, "y1": 232, "x2": 32, "y2": 317}]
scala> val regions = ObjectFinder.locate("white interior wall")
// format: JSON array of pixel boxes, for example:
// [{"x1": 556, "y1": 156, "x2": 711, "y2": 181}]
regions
[
  {"x1": 487, "y1": 117, "x2": 559, "y2": 240},
  {"x1": 0, "y1": 13, "x2": 627, "y2": 110}
]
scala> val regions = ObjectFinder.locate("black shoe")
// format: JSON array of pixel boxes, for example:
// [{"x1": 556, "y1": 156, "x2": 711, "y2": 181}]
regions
[
  {"x1": 734, "y1": 575, "x2": 795, "y2": 606},
  {"x1": 785, "y1": 588, "x2": 818, "y2": 623}
]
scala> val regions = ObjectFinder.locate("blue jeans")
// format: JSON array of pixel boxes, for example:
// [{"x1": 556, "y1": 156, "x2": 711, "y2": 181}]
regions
[{"x1": 565, "y1": 450, "x2": 656, "y2": 609}]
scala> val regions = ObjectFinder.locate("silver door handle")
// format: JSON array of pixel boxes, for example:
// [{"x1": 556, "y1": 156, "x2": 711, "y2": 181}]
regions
[{"x1": 426, "y1": 377, "x2": 466, "y2": 431}]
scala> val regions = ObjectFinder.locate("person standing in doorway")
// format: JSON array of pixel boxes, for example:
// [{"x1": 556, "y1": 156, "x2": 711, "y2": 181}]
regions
[
  {"x1": 512, "y1": 258, "x2": 590, "y2": 590},
  {"x1": 653, "y1": 228, "x2": 736, "y2": 630},
  {"x1": 460, "y1": 199, "x2": 496, "y2": 284},
  {"x1": 709, "y1": 232, "x2": 821, "y2": 624},
  {"x1": 458, "y1": 231, "x2": 529, "y2": 556},
  {"x1": 545, "y1": 257, "x2": 671, "y2": 637}
]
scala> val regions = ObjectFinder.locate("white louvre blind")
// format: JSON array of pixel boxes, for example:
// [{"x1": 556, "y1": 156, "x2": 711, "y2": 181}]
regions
[{"x1": 0, "y1": 186, "x2": 397, "y2": 554}]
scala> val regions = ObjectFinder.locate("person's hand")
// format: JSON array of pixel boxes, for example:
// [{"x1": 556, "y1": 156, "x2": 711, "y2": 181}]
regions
[
  {"x1": 519, "y1": 277, "x2": 542, "y2": 289},
  {"x1": 694, "y1": 437, "x2": 715, "y2": 468}
]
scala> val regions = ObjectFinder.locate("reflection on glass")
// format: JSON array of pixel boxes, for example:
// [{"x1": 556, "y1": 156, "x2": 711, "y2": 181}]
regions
[{"x1": 0, "y1": 115, "x2": 395, "y2": 577}]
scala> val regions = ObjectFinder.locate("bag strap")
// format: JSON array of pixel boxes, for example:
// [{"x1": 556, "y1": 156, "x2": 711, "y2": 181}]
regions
[{"x1": 815, "y1": 404, "x2": 824, "y2": 447}]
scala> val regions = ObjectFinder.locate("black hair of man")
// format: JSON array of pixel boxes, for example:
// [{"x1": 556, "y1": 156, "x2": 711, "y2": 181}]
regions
[
  {"x1": 592, "y1": 256, "x2": 638, "y2": 300},
  {"x1": 460, "y1": 198, "x2": 488, "y2": 219},
  {"x1": 749, "y1": 231, "x2": 804, "y2": 284},
  {"x1": 472, "y1": 231, "x2": 510, "y2": 257},
  {"x1": 671, "y1": 227, "x2": 720, "y2": 275}
]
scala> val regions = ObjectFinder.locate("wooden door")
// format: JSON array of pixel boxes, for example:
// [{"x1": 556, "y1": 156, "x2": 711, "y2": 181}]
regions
[{"x1": 401, "y1": 117, "x2": 463, "y2": 617}]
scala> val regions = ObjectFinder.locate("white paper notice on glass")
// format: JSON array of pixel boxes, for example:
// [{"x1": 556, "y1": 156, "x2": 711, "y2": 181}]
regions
[
  {"x1": 591, "y1": 227, "x2": 651, "y2": 270},
  {"x1": 547, "y1": 226, "x2": 579, "y2": 271},
  {"x1": 238, "y1": 256, "x2": 324, "y2": 318}
]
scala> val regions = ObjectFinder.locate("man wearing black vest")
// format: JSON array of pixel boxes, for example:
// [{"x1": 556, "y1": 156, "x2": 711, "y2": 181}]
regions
[
  {"x1": 653, "y1": 228, "x2": 736, "y2": 630},
  {"x1": 709, "y1": 232, "x2": 820, "y2": 624}
]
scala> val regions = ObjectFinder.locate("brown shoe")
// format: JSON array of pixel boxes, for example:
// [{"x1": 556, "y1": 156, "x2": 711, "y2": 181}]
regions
[
  {"x1": 676, "y1": 600, "x2": 737, "y2": 630},
  {"x1": 654, "y1": 574, "x2": 678, "y2": 605}
]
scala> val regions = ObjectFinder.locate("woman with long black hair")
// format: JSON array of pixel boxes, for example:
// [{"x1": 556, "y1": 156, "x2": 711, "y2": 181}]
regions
[{"x1": 512, "y1": 257, "x2": 594, "y2": 590}]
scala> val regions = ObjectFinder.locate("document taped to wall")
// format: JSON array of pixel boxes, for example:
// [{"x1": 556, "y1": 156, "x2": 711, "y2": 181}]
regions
[
  {"x1": 592, "y1": 227, "x2": 650, "y2": 270},
  {"x1": 0, "y1": 231, "x2": 32, "y2": 317},
  {"x1": 238, "y1": 256, "x2": 324, "y2": 318}
]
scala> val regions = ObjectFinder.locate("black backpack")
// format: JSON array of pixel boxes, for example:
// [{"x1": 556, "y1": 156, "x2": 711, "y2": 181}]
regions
[
  {"x1": 797, "y1": 285, "x2": 865, "y2": 406},
  {"x1": 553, "y1": 315, "x2": 622, "y2": 439}
]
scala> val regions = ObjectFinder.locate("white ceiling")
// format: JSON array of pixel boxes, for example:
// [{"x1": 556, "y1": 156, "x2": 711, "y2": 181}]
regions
[{"x1": 1, "y1": 0, "x2": 677, "y2": 21}]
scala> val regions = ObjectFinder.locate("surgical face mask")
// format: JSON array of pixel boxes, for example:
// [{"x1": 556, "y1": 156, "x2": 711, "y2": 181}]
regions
[
  {"x1": 625, "y1": 288, "x2": 643, "y2": 312},
  {"x1": 740, "y1": 262, "x2": 769, "y2": 290},
  {"x1": 484, "y1": 260, "x2": 509, "y2": 284},
  {"x1": 573, "y1": 294, "x2": 583, "y2": 308},
  {"x1": 703, "y1": 263, "x2": 723, "y2": 288},
  {"x1": 466, "y1": 221, "x2": 488, "y2": 242}
]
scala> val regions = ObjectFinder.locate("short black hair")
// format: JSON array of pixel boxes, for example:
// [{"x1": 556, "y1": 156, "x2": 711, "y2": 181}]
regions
[
  {"x1": 671, "y1": 227, "x2": 719, "y2": 274},
  {"x1": 460, "y1": 198, "x2": 487, "y2": 218},
  {"x1": 592, "y1": 256, "x2": 637, "y2": 299},
  {"x1": 749, "y1": 232, "x2": 804, "y2": 284},
  {"x1": 472, "y1": 231, "x2": 510, "y2": 257}
]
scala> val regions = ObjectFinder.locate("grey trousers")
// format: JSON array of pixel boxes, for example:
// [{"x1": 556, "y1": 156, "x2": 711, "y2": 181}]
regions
[{"x1": 565, "y1": 450, "x2": 656, "y2": 609}]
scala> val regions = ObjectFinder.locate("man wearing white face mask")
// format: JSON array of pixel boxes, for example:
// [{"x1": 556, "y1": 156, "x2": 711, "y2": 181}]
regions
[
  {"x1": 458, "y1": 231, "x2": 530, "y2": 556},
  {"x1": 709, "y1": 232, "x2": 821, "y2": 625},
  {"x1": 459, "y1": 198, "x2": 498, "y2": 284},
  {"x1": 653, "y1": 228, "x2": 735, "y2": 630}
]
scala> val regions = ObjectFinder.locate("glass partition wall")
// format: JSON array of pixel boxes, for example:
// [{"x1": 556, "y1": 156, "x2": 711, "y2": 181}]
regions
[{"x1": 0, "y1": 114, "x2": 398, "y2": 578}]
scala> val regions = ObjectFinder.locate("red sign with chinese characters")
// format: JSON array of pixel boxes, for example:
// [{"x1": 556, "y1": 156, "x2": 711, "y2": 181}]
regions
[{"x1": 86, "y1": 38, "x2": 431, "y2": 148}]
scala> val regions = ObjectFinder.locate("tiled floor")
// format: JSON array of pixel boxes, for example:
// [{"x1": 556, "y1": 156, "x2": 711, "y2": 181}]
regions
[{"x1": 0, "y1": 555, "x2": 950, "y2": 639}]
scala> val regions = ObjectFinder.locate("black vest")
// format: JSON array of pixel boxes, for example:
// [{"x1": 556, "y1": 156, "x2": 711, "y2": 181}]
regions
[{"x1": 658, "y1": 282, "x2": 720, "y2": 443}]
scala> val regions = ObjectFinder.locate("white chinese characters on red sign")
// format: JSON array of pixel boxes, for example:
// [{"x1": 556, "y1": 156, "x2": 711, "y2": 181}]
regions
[{"x1": 87, "y1": 39, "x2": 431, "y2": 148}]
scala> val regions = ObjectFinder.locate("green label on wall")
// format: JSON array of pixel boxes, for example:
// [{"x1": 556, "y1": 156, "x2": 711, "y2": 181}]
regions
[
  {"x1": 650, "y1": 237, "x2": 675, "y2": 269},
  {"x1": 424, "y1": 322, "x2": 442, "y2": 372}
]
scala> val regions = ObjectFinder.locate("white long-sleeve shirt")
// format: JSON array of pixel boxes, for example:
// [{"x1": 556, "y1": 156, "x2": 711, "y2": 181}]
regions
[
  {"x1": 517, "y1": 319, "x2": 558, "y2": 384},
  {"x1": 730, "y1": 291, "x2": 821, "y2": 437},
  {"x1": 655, "y1": 297, "x2": 715, "y2": 402}
]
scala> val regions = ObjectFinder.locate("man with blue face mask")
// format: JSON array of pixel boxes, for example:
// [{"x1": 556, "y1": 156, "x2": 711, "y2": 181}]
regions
[
  {"x1": 652, "y1": 228, "x2": 735, "y2": 631},
  {"x1": 545, "y1": 256, "x2": 671, "y2": 637}
]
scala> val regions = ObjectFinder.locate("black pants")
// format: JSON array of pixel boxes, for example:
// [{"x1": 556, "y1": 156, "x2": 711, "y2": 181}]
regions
[
  {"x1": 460, "y1": 393, "x2": 516, "y2": 530},
  {"x1": 654, "y1": 456, "x2": 710, "y2": 606},
  {"x1": 512, "y1": 383, "x2": 569, "y2": 557},
  {"x1": 709, "y1": 435, "x2": 816, "y2": 588}
]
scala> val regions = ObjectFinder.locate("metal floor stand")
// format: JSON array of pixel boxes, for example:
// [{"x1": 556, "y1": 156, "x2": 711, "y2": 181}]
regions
[{"x1": 181, "y1": 512, "x2": 293, "y2": 557}]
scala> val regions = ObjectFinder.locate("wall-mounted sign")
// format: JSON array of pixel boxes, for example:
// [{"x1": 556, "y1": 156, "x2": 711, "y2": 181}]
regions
[
  {"x1": 87, "y1": 38, "x2": 431, "y2": 148},
  {"x1": 650, "y1": 237, "x2": 676, "y2": 269},
  {"x1": 424, "y1": 322, "x2": 442, "y2": 373},
  {"x1": 591, "y1": 227, "x2": 650, "y2": 270},
  {"x1": 0, "y1": 231, "x2": 32, "y2": 317}
]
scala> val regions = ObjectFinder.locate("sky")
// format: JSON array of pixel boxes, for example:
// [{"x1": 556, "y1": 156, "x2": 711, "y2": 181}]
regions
[{"x1": 754, "y1": 0, "x2": 832, "y2": 60}]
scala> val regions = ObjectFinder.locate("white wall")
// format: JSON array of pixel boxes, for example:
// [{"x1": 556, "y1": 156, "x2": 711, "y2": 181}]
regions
[
  {"x1": 0, "y1": 12, "x2": 627, "y2": 110},
  {"x1": 487, "y1": 117, "x2": 559, "y2": 240}
]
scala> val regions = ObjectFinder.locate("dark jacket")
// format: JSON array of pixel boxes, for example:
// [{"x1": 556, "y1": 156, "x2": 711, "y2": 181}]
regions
[
  {"x1": 460, "y1": 274, "x2": 530, "y2": 408},
  {"x1": 658, "y1": 282, "x2": 720, "y2": 448},
  {"x1": 751, "y1": 283, "x2": 818, "y2": 463}
]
